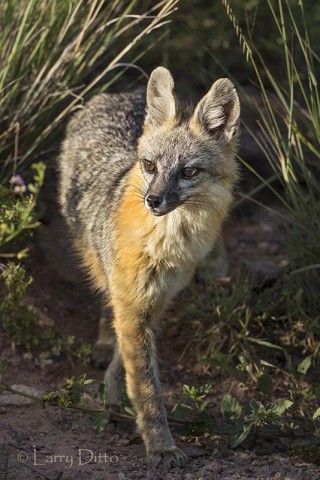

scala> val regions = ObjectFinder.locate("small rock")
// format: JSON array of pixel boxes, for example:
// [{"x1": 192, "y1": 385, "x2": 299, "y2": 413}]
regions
[
  {"x1": 23, "y1": 352, "x2": 33, "y2": 361},
  {"x1": 258, "y1": 241, "x2": 269, "y2": 251},
  {"x1": 184, "y1": 446, "x2": 206, "y2": 458},
  {"x1": 203, "y1": 459, "x2": 222, "y2": 473},
  {"x1": 245, "y1": 259, "x2": 282, "y2": 276},
  {"x1": 243, "y1": 259, "x2": 283, "y2": 286}
]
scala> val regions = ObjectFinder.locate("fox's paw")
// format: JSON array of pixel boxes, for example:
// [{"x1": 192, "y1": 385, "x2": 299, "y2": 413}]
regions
[{"x1": 148, "y1": 446, "x2": 187, "y2": 470}]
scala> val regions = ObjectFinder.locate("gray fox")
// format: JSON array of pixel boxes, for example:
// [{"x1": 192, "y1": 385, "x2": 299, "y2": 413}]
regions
[{"x1": 59, "y1": 67, "x2": 240, "y2": 469}]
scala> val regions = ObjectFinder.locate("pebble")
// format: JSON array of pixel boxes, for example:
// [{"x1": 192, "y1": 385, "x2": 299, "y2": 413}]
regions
[
  {"x1": 22, "y1": 352, "x2": 33, "y2": 361},
  {"x1": 258, "y1": 241, "x2": 269, "y2": 251},
  {"x1": 184, "y1": 446, "x2": 207, "y2": 458}
]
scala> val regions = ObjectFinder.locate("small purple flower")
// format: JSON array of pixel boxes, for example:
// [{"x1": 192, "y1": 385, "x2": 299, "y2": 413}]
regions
[
  {"x1": 10, "y1": 174, "x2": 25, "y2": 186},
  {"x1": 10, "y1": 174, "x2": 26, "y2": 194}
]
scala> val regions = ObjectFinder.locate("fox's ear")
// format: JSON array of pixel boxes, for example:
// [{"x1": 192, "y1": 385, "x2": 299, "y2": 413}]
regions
[
  {"x1": 145, "y1": 66, "x2": 176, "y2": 128},
  {"x1": 192, "y1": 78, "x2": 240, "y2": 141}
]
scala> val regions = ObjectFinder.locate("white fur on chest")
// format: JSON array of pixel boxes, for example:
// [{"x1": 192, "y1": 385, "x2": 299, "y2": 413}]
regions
[{"x1": 145, "y1": 207, "x2": 219, "y2": 269}]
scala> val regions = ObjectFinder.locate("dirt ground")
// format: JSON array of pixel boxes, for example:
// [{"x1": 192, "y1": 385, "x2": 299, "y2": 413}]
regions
[{"x1": 1, "y1": 174, "x2": 320, "y2": 480}]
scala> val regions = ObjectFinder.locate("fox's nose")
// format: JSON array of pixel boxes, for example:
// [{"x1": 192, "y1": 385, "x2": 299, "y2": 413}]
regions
[{"x1": 146, "y1": 194, "x2": 163, "y2": 209}]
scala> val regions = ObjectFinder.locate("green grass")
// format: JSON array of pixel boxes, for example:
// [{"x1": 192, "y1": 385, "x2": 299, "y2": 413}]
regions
[
  {"x1": 224, "y1": 0, "x2": 320, "y2": 323},
  {"x1": 0, "y1": 0, "x2": 178, "y2": 181}
]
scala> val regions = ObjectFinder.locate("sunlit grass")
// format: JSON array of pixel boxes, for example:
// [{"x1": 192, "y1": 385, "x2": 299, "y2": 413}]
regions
[
  {"x1": 221, "y1": 0, "x2": 320, "y2": 321},
  {"x1": 0, "y1": 0, "x2": 178, "y2": 180}
]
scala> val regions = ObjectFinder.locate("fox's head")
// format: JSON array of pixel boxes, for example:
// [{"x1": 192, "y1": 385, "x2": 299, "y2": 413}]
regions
[{"x1": 137, "y1": 67, "x2": 240, "y2": 217}]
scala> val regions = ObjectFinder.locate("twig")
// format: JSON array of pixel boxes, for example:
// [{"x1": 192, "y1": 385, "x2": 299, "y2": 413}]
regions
[
  {"x1": 0, "y1": 383, "x2": 313, "y2": 442},
  {"x1": 0, "y1": 384, "x2": 136, "y2": 423}
]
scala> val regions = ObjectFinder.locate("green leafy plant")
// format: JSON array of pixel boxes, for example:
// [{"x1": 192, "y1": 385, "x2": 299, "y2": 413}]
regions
[
  {"x1": 0, "y1": 162, "x2": 45, "y2": 258},
  {"x1": 223, "y1": 0, "x2": 320, "y2": 319},
  {"x1": 183, "y1": 384, "x2": 211, "y2": 412},
  {"x1": 0, "y1": 262, "x2": 37, "y2": 350},
  {"x1": 0, "y1": 163, "x2": 45, "y2": 349},
  {"x1": 208, "y1": 351, "x2": 320, "y2": 447},
  {"x1": 0, "y1": 260, "x2": 92, "y2": 359},
  {"x1": 43, "y1": 373, "x2": 95, "y2": 409},
  {"x1": 221, "y1": 394, "x2": 293, "y2": 447},
  {"x1": 63, "y1": 335, "x2": 92, "y2": 367},
  {"x1": 170, "y1": 383, "x2": 216, "y2": 436}
]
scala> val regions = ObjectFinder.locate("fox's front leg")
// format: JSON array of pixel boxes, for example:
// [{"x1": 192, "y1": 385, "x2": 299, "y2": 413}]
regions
[
  {"x1": 93, "y1": 305, "x2": 115, "y2": 368},
  {"x1": 104, "y1": 342, "x2": 125, "y2": 405},
  {"x1": 112, "y1": 306, "x2": 187, "y2": 469}
]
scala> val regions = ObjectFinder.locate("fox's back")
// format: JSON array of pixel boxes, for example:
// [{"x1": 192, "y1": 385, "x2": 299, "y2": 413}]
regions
[
  {"x1": 59, "y1": 92, "x2": 146, "y2": 234},
  {"x1": 59, "y1": 92, "x2": 146, "y2": 280}
]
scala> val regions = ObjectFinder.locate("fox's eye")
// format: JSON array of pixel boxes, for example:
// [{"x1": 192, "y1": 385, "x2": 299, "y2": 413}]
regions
[
  {"x1": 143, "y1": 160, "x2": 156, "y2": 174},
  {"x1": 183, "y1": 167, "x2": 199, "y2": 178}
]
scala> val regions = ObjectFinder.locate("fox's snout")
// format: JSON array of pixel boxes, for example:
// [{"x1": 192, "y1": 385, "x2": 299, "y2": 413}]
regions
[
  {"x1": 146, "y1": 194, "x2": 162, "y2": 209},
  {"x1": 145, "y1": 192, "x2": 170, "y2": 216}
]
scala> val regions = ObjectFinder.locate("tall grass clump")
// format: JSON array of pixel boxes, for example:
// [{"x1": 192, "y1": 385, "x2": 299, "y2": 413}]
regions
[
  {"x1": 222, "y1": 0, "x2": 320, "y2": 331},
  {"x1": 0, "y1": 0, "x2": 178, "y2": 181}
]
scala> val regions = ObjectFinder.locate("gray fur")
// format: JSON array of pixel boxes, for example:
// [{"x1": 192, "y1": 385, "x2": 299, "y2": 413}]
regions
[{"x1": 59, "y1": 92, "x2": 146, "y2": 274}]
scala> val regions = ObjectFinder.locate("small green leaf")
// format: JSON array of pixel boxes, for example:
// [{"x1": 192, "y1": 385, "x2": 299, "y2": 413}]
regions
[
  {"x1": 312, "y1": 407, "x2": 320, "y2": 421},
  {"x1": 199, "y1": 400, "x2": 209, "y2": 412},
  {"x1": 297, "y1": 356, "x2": 312, "y2": 375},
  {"x1": 70, "y1": 385, "x2": 81, "y2": 404},
  {"x1": 246, "y1": 399, "x2": 265, "y2": 422},
  {"x1": 205, "y1": 353, "x2": 242, "y2": 380},
  {"x1": 82, "y1": 377, "x2": 95, "y2": 385},
  {"x1": 230, "y1": 422, "x2": 252, "y2": 448},
  {"x1": 170, "y1": 403, "x2": 193, "y2": 419},
  {"x1": 98, "y1": 382, "x2": 107, "y2": 404},
  {"x1": 258, "y1": 374, "x2": 273, "y2": 396},
  {"x1": 220, "y1": 394, "x2": 242, "y2": 422},
  {"x1": 124, "y1": 406, "x2": 136, "y2": 417},
  {"x1": 67, "y1": 336, "x2": 75, "y2": 346},
  {"x1": 27, "y1": 183, "x2": 36, "y2": 194},
  {"x1": 247, "y1": 338, "x2": 283, "y2": 350},
  {"x1": 93, "y1": 411, "x2": 110, "y2": 433},
  {"x1": 273, "y1": 399, "x2": 293, "y2": 416}
]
